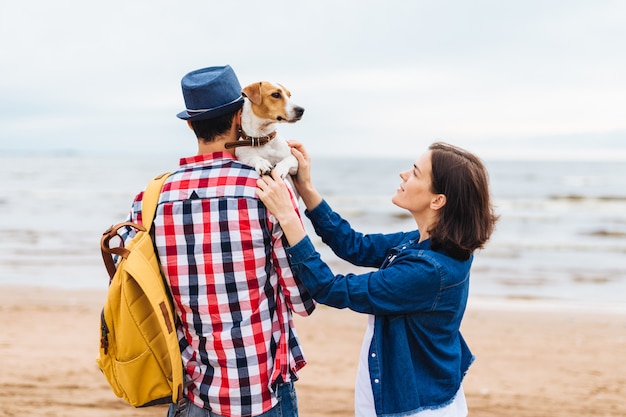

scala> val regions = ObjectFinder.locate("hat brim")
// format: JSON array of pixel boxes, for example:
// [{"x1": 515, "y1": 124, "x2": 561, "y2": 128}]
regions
[{"x1": 177, "y1": 96, "x2": 244, "y2": 121}]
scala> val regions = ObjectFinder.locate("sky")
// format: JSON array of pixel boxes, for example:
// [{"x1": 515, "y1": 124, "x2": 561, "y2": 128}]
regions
[{"x1": 1, "y1": 0, "x2": 625, "y2": 160}]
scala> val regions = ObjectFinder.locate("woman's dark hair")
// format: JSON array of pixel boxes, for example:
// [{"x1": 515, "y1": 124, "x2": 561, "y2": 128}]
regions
[
  {"x1": 427, "y1": 142, "x2": 499, "y2": 260},
  {"x1": 189, "y1": 110, "x2": 239, "y2": 142}
]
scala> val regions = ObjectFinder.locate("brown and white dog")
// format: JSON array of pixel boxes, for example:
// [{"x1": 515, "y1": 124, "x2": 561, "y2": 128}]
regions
[{"x1": 234, "y1": 81, "x2": 305, "y2": 178}]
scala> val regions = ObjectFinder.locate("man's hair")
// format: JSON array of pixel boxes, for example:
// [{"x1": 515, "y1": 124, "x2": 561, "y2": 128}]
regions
[
  {"x1": 189, "y1": 110, "x2": 239, "y2": 142},
  {"x1": 427, "y1": 142, "x2": 499, "y2": 260}
]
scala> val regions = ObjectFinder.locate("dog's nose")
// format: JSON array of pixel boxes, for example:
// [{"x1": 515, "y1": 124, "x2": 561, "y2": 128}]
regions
[{"x1": 294, "y1": 107, "x2": 305, "y2": 118}]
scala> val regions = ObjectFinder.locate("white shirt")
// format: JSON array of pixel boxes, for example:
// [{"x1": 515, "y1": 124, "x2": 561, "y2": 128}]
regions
[{"x1": 355, "y1": 315, "x2": 468, "y2": 417}]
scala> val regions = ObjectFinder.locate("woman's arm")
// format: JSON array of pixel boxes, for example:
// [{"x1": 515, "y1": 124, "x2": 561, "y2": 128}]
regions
[
  {"x1": 286, "y1": 237, "x2": 446, "y2": 315},
  {"x1": 305, "y1": 200, "x2": 409, "y2": 268}
]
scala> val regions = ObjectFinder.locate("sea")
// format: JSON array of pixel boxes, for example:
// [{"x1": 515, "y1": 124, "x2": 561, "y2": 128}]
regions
[{"x1": 1, "y1": 152, "x2": 625, "y2": 308}]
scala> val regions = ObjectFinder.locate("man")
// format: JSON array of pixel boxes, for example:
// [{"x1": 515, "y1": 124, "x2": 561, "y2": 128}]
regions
[{"x1": 119, "y1": 65, "x2": 315, "y2": 417}]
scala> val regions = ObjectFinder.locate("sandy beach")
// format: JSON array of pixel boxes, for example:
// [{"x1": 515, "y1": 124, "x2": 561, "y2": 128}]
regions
[{"x1": 0, "y1": 285, "x2": 624, "y2": 417}]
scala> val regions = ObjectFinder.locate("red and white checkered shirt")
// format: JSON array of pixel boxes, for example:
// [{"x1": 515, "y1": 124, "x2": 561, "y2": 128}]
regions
[{"x1": 122, "y1": 152, "x2": 315, "y2": 417}]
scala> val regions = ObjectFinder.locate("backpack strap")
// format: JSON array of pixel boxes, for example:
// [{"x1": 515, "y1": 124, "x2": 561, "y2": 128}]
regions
[
  {"x1": 140, "y1": 172, "x2": 172, "y2": 231},
  {"x1": 100, "y1": 172, "x2": 172, "y2": 281},
  {"x1": 134, "y1": 171, "x2": 183, "y2": 404}
]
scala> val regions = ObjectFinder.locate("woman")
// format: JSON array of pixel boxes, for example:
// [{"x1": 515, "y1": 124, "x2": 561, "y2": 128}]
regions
[{"x1": 256, "y1": 141, "x2": 498, "y2": 417}]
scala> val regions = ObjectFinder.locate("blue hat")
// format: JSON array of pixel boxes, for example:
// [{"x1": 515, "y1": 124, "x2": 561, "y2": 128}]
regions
[{"x1": 176, "y1": 65, "x2": 245, "y2": 121}]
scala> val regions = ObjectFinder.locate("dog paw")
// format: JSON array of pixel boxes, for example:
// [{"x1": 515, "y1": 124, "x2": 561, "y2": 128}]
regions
[
  {"x1": 274, "y1": 159, "x2": 298, "y2": 179},
  {"x1": 255, "y1": 160, "x2": 274, "y2": 176}
]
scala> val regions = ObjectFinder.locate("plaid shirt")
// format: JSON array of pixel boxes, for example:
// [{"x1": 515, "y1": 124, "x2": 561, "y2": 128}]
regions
[{"x1": 121, "y1": 152, "x2": 315, "y2": 417}]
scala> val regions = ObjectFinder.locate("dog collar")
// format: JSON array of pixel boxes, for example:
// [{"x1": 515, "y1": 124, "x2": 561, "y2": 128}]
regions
[{"x1": 225, "y1": 131, "x2": 277, "y2": 149}]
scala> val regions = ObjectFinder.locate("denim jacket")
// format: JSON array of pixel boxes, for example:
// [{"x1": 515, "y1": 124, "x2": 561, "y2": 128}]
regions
[{"x1": 286, "y1": 200, "x2": 474, "y2": 417}]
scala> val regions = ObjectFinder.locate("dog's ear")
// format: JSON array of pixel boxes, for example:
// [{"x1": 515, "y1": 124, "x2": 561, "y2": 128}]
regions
[
  {"x1": 277, "y1": 83, "x2": 291, "y2": 98},
  {"x1": 241, "y1": 82, "x2": 263, "y2": 105}
]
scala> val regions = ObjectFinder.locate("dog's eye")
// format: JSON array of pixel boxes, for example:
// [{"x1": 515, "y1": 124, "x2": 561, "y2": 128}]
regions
[{"x1": 271, "y1": 92, "x2": 281, "y2": 99}]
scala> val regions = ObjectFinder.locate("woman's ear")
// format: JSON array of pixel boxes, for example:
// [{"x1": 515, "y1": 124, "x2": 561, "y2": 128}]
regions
[{"x1": 431, "y1": 194, "x2": 447, "y2": 210}]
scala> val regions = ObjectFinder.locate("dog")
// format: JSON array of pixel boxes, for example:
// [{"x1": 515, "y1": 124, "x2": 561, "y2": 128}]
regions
[{"x1": 233, "y1": 81, "x2": 305, "y2": 178}]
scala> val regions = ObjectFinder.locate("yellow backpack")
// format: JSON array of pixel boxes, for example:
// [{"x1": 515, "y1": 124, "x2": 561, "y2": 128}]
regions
[{"x1": 98, "y1": 172, "x2": 183, "y2": 407}]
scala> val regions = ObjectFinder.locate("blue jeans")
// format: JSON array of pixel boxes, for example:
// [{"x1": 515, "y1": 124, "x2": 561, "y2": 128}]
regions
[{"x1": 167, "y1": 382, "x2": 299, "y2": 417}]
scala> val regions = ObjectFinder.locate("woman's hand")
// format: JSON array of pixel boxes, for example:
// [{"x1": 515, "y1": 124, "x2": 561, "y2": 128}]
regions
[
  {"x1": 256, "y1": 170, "x2": 296, "y2": 223},
  {"x1": 287, "y1": 141, "x2": 311, "y2": 189},
  {"x1": 287, "y1": 141, "x2": 323, "y2": 210},
  {"x1": 257, "y1": 171, "x2": 307, "y2": 246}
]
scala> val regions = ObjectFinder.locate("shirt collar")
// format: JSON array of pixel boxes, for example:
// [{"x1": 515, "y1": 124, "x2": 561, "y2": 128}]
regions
[{"x1": 179, "y1": 152, "x2": 235, "y2": 168}]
